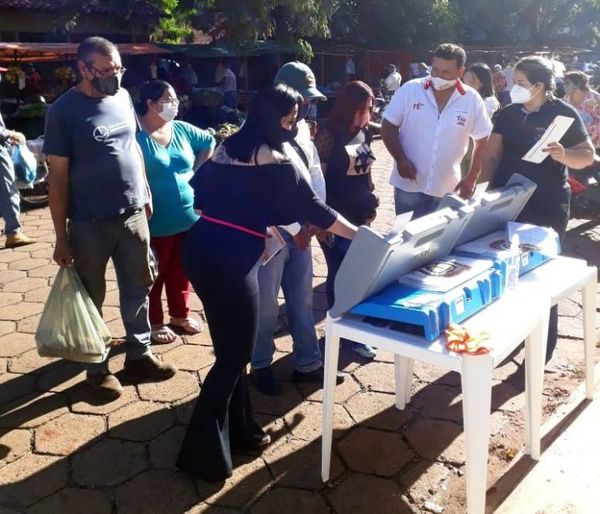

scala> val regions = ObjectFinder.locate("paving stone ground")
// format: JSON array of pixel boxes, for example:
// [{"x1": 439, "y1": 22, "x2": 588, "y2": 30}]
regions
[{"x1": 0, "y1": 140, "x2": 599, "y2": 514}]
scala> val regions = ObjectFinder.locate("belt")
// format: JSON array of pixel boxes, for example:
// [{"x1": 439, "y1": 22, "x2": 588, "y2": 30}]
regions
[{"x1": 201, "y1": 214, "x2": 267, "y2": 239}]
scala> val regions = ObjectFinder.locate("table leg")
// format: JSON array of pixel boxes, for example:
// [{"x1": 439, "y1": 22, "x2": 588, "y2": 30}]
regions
[
  {"x1": 524, "y1": 308, "x2": 548, "y2": 460},
  {"x1": 321, "y1": 319, "x2": 341, "y2": 483},
  {"x1": 394, "y1": 355, "x2": 414, "y2": 409},
  {"x1": 582, "y1": 278, "x2": 596, "y2": 400},
  {"x1": 461, "y1": 354, "x2": 493, "y2": 514}
]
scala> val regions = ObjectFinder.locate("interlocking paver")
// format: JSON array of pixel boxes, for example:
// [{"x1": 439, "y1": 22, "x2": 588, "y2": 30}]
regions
[
  {"x1": 72, "y1": 438, "x2": 146, "y2": 486},
  {"x1": 149, "y1": 425, "x2": 186, "y2": 469},
  {"x1": 70, "y1": 384, "x2": 138, "y2": 415},
  {"x1": 282, "y1": 401, "x2": 354, "y2": 442},
  {"x1": 28, "y1": 488, "x2": 112, "y2": 514},
  {"x1": 337, "y1": 427, "x2": 413, "y2": 476},
  {"x1": 162, "y1": 344, "x2": 215, "y2": 371},
  {"x1": 344, "y1": 390, "x2": 415, "y2": 430},
  {"x1": 108, "y1": 400, "x2": 174, "y2": 441},
  {"x1": 8, "y1": 348, "x2": 61, "y2": 374},
  {"x1": 0, "y1": 453, "x2": 68, "y2": 508},
  {"x1": 0, "y1": 371, "x2": 36, "y2": 405},
  {"x1": 0, "y1": 332, "x2": 35, "y2": 357},
  {"x1": 0, "y1": 429, "x2": 31, "y2": 467},
  {"x1": 34, "y1": 412, "x2": 105, "y2": 455},
  {"x1": 8, "y1": 258, "x2": 49, "y2": 271},
  {"x1": 0, "y1": 302, "x2": 44, "y2": 321},
  {"x1": 0, "y1": 391, "x2": 69, "y2": 429},
  {"x1": 137, "y1": 370, "x2": 199, "y2": 402},
  {"x1": 0, "y1": 292, "x2": 21, "y2": 308},
  {"x1": 328, "y1": 474, "x2": 413, "y2": 514},
  {"x1": 3, "y1": 277, "x2": 48, "y2": 292},
  {"x1": 249, "y1": 488, "x2": 330, "y2": 514},
  {"x1": 115, "y1": 470, "x2": 198, "y2": 514},
  {"x1": 196, "y1": 456, "x2": 271, "y2": 509}
]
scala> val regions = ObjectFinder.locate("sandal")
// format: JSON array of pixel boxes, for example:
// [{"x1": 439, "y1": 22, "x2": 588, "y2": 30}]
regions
[
  {"x1": 170, "y1": 317, "x2": 203, "y2": 334},
  {"x1": 151, "y1": 324, "x2": 177, "y2": 344}
]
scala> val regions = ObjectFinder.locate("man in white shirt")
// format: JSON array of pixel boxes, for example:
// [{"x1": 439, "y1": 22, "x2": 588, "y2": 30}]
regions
[
  {"x1": 383, "y1": 64, "x2": 403, "y2": 94},
  {"x1": 381, "y1": 43, "x2": 492, "y2": 217},
  {"x1": 251, "y1": 62, "x2": 343, "y2": 395},
  {"x1": 220, "y1": 62, "x2": 237, "y2": 108}
]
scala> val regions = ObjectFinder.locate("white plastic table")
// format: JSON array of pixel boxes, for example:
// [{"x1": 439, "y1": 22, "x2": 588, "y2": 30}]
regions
[
  {"x1": 519, "y1": 255, "x2": 597, "y2": 399},
  {"x1": 321, "y1": 286, "x2": 551, "y2": 514}
]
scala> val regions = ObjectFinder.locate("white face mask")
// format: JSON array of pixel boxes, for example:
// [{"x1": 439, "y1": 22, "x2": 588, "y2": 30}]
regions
[
  {"x1": 157, "y1": 101, "x2": 178, "y2": 122},
  {"x1": 430, "y1": 76, "x2": 456, "y2": 91},
  {"x1": 509, "y1": 84, "x2": 534, "y2": 104}
]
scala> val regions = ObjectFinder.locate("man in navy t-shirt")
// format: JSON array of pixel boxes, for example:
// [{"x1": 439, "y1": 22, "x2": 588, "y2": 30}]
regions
[{"x1": 44, "y1": 37, "x2": 176, "y2": 400}]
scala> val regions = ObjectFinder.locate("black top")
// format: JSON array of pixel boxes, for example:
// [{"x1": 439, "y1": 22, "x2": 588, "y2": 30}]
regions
[
  {"x1": 315, "y1": 122, "x2": 375, "y2": 221},
  {"x1": 491, "y1": 97, "x2": 588, "y2": 203},
  {"x1": 186, "y1": 158, "x2": 337, "y2": 275}
]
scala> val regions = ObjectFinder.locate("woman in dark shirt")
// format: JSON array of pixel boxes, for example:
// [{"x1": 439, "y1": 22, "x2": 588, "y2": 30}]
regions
[
  {"x1": 176, "y1": 85, "x2": 357, "y2": 482},
  {"x1": 481, "y1": 56, "x2": 594, "y2": 361},
  {"x1": 314, "y1": 80, "x2": 379, "y2": 359}
]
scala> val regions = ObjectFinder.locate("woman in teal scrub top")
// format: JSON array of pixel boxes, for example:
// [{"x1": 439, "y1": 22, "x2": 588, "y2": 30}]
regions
[{"x1": 136, "y1": 80, "x2": 215, "y2": 343}]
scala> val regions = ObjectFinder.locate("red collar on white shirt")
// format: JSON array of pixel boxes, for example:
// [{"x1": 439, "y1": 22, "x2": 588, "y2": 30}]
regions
[{"x1": 424, "y1": 79, "x2": 466, "y2": 96}]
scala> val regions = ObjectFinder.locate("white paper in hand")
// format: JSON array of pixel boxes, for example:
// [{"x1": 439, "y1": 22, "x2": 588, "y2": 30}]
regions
[
  {"x1": 262, "y1": 226, "x2": 286, "y2": 266},
  {"x1": 522, "y1": 115, "x2": 574, "y2": 164}
]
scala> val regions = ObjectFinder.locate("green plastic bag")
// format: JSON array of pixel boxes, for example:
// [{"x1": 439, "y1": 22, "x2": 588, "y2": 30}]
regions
[{"x1": 35, "y1": 267, "x2": 111, "y2": 363}]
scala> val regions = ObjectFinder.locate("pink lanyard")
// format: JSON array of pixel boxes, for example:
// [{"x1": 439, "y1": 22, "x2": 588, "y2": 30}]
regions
[{"x1": 201, "y1": 214, "x2": 267, "y2": 239}]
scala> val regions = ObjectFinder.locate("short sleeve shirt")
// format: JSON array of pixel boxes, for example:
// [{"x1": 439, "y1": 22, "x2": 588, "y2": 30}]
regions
[
  {"x1": 136, "y1": 121, "x2": 215, "y2": 236},
  {"x1": 43, "y1": 87, "x2": 148, "y2": 221},
  {"x1": 491, "y1": 97, "x2": 589, "y2": 200},
  {"x1": 383, "y1": 78, "x2": 492, "y2": 197}
]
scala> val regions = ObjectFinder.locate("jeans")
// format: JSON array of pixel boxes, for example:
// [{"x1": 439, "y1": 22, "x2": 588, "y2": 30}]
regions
[
  {"x1": 69, "y1": 209, "x2": 154, "y2": 373},
  {"x1": 149, "y1": 231, "x2": 191, "y2": 325},
  {"x1": 252, "y1": 230, "x2": 322, "y2": 373},
  {"x1": 394, "y1": 188, "x2": 441, "y2": 218},
  {"x1": 0, "y1": 146, "x2": 22, "y2": 236}
]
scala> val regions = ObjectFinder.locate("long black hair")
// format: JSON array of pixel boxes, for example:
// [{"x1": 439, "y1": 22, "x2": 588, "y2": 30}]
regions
[
  {"x1": 224, "y1": 84, "x2": 302, "y2": 163},
  {"x1": 136, "y1": 79, "x2": 172, "y2": 115},
  {"x1": 467, "y1": 63, "x2": 494, "y2": 98}
]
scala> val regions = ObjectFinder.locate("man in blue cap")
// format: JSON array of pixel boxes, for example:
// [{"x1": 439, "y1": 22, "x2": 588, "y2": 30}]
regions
[{"x1": 250, "y1": 61, "x2": 345, "y2": 395}]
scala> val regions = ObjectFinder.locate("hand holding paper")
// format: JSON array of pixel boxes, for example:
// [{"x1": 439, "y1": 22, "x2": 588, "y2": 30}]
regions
[{"x1": 522, "y1": 115, "x2": 574, "y2": 164}]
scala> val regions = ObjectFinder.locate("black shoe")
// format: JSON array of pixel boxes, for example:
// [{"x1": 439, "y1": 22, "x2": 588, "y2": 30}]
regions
[
  {"x1": 292, "y1": 366, "x2": 345, "y2": 385},
  {"x1": 252, "y1": 366, "x2": 282, "y2": 396}
]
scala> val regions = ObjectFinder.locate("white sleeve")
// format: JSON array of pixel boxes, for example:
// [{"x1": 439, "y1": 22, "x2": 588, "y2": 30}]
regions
[
  {"x1": 308, "y1": 143, "x2": 327, "y2": 202},
  {"x1": 471, "y1": 94, "x2": 493, "y2": 140},
  {"x1": 382, "y1": 85, "x2": 407, "y2": 127}
]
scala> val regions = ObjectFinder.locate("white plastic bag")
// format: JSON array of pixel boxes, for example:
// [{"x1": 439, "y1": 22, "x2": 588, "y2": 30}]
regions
[{"x1": 35, "y1": 267, "x2": 111, "y2": 363}]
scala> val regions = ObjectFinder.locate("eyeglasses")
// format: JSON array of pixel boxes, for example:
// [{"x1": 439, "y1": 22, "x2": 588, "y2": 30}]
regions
[
  {"x1": 157, "y1": 99, "x2": 179, "y2": 105},
  {"x1": 86, "y1": 63, "x2": 127, "y2": 78}
]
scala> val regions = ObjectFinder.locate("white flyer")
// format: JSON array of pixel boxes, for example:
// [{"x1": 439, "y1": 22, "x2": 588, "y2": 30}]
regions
[
  {"x1": 261, "y1": 226, "x2": 286, "y2": 266},
  {"x1": 522, "y1": 115, "x2": 575, "y2": 164}
]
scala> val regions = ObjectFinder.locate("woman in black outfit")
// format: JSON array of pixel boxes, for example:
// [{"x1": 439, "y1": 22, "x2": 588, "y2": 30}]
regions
[
  {"x1": 176, "y1": 85, "x2": 357, "y2": 481},
  {"x1": 481, "y1": 56, "x2": 594, "y2": 361}
]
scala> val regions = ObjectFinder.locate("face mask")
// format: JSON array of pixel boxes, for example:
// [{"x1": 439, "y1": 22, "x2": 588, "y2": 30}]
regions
[
  {"x1": 91, "y1": 74, "x2": 120, "y2": 96},
  {"x1": 297, "y1": 101, "x2": 313, "y2": 121},
  {"x1": 157, "y1": 102, "x2": 178, "y2": 122},
  {"x1": 280, "y1": 124, "x2": 298, "y2": 143},
  {"x1": 430, "y1": 76, "x2": 456, "y2": 91},
  {"x1": 509, "y1": 84, "x2": 533, "y2": 104}
]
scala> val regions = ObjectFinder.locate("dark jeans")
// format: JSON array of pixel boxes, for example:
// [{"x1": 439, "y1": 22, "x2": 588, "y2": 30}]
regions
[
  {"x1": 517, "y1": 190, "x2": 570, "y2": 362},
  {"x1": 177, "y1": 247, "x2": 263, "y2": 481},
  {"x1": 69, "y1": 209, "x2": 154, "y2": 372},
  {"x1": 319, "y1": 239, "x2": 347, "y2": 309}
]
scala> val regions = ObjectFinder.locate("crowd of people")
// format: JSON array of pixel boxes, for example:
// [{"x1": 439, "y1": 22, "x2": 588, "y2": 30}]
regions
[{"x1": 0, "y1": 35, "x2": 598, "y2": 483}]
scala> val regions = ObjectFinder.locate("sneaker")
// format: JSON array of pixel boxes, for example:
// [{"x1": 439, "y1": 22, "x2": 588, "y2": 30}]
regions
[
  {"x1": 85, "y1": 371, "x2": 122, "y2": 400},
  {"x1": 123, "y1": 354, "x2": 177, "y2": 382},
  {"x1": 5, "y1": 232, "x2": 36, "y2": 248},
  {"x1": 292, "y1": 366, "x2": 345, "y2": 385},
  {"x1": 350, "y1": 342, "x2": 377, "y2": 359},
  {"x1": 252, "y1": 366, "x2": 281, "y2": 396}
]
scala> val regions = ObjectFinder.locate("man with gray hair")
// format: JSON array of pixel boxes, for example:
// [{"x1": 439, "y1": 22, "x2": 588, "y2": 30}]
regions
[{"x1": 44, "y1": 37, "x2": 176, "y2": 400}]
